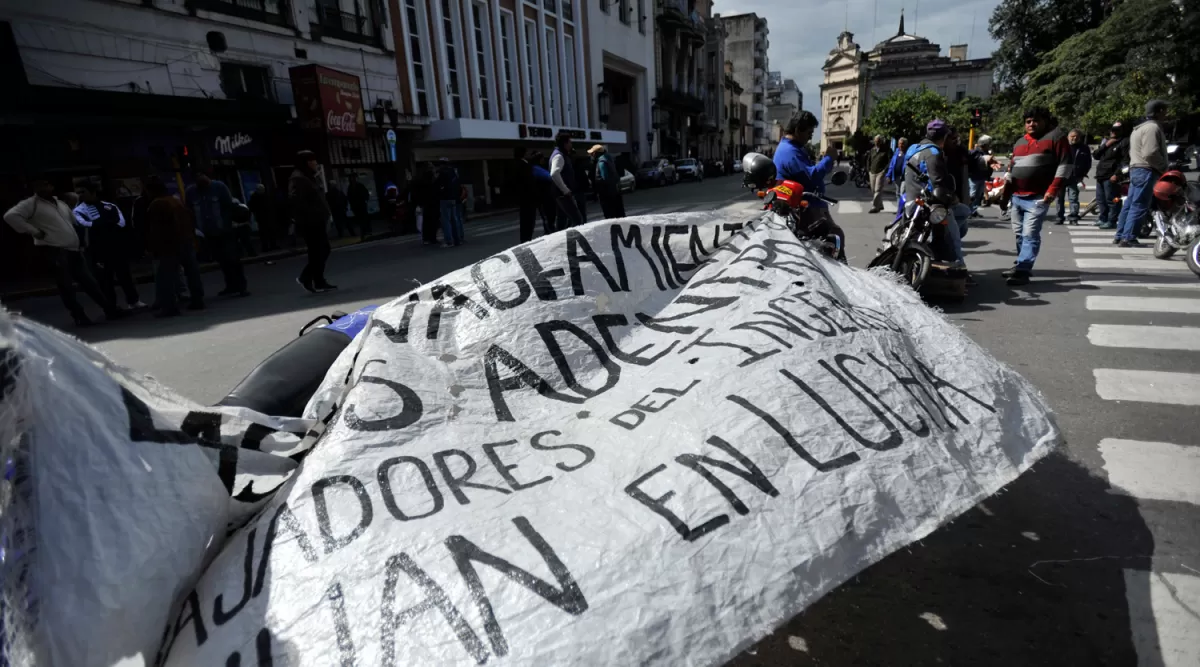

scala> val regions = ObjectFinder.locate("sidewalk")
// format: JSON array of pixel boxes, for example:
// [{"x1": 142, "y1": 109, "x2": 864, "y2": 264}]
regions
[{"x1": 1, "y1": 207, "x2": 518, "y2": 302}]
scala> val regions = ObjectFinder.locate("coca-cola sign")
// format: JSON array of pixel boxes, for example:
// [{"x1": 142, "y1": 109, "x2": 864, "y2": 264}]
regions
[
  {"x1": 326, "y1": 110, "x2": 359, "y2": 135},
  {"x1": 288, "y1": 65, "x2": 366, "y2": 139}
]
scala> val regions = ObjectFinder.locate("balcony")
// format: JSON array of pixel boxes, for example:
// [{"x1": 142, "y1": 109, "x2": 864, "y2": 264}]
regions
[
  {"x1": 753, "y1": 102, "x2": 764, "y2": 113},
  {"x1": 187, "y1": 0, "x2": 293, "y2": 26},
  {"x1": 657, "y1": 83, "x2": 704, "y2": 115},
  {"x1": 657, "y1": 0, "x2": 705, "y2": 44},
  {"x1": 313, "y1": 5, "x2": 379, "y2": 45}
]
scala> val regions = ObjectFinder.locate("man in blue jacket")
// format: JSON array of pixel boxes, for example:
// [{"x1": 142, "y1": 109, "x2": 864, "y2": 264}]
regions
[
  {"x1": 773, "y1": 111, "x2": 833, "y2": 204},
  {"x1": 772, "y1": 110, "x2": 845, "y2": 258},
  {"x1": 885, "y1": 137, "x2": 910, "y2": 208}
]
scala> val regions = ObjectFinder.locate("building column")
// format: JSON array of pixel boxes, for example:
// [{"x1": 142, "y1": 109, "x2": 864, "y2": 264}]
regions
[{"x1": 489, "y1": 0, "x2": 507, "y2": 121}]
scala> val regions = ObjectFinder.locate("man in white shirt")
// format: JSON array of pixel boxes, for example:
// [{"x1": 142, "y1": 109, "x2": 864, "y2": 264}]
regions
[
  {"x1": 549, "y1": 132, "x2": 585, "y2": 228},
  {"x1": 4, "y1": 179, "x2": 121, "y2": 326}
]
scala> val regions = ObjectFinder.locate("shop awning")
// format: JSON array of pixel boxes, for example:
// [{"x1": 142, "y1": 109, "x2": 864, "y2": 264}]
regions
[{"x1": 423, "y1": 118, "x2": 627, "y2": 146}]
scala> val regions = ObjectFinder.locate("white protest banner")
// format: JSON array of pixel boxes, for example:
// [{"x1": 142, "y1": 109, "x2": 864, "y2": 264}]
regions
[
  {"x1": 157, "y1": 211, "x2": 1060, "y2": 666},
  {"x1": 0, "y1": 314, "x2": 319, "y2": 666}
]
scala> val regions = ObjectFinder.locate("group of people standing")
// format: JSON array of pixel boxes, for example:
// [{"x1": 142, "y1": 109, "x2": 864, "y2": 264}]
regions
[{"x1": 513, "y1": 132, "x2": 626, "y2": 243}]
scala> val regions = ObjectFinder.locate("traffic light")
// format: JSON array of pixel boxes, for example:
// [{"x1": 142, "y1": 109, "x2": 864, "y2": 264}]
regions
[{"x1": 970, "y1": 108, "x2": 983, "y2": 128}]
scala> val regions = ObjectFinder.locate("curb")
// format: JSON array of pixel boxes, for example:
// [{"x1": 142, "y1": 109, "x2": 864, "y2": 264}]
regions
[{"x1": 0, "y1": 207, "x2": 519, "y2": 302}]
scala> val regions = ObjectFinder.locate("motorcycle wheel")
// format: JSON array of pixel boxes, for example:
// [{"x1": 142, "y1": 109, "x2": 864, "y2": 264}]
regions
[
  {"x1": 1187, "y1": 238, "x2": 1200, "y2": 278},
  {"x1": 1154, "y1": 233, "x2": 1178, "y2": 259},
  {"x1": 1137, "y1": 219, "x2": 1155, "y2": 239},
  {"x1": 867, "y1": 245, "x2": 931, "y2": 289},
  {"x1": 1083, "y1": 200, "x2": 1098, "y2": 217}
]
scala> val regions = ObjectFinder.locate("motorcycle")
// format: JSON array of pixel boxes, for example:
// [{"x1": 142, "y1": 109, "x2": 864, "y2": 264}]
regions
[
  {"x1": 866, "y1": 191, "x2": 943, "y2": 290},
  {"x1": 983, "y1": 176, "x2": 1008, "y2": 213},
  {"x1": 742, "y1": 152, "x2": 848, "y2": 260},
  {"x1": 850, "y1": 161, "x2": 870, "y2": 189},
  {"x1": 1150, "y1": 172, "x2": 1200, "y2": 276}
]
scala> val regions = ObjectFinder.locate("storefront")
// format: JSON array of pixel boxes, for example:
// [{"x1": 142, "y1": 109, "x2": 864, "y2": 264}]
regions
[{"x1": 415, "y1": 119, "x2": 628, "y2": 212}]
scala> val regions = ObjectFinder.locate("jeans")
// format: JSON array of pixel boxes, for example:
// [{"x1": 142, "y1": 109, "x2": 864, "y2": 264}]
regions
[
  {"x1": 154, "y1": 242, "x2": 204, "y2": 313},
  {"x1": 518, "y1": 202, "x2": 538, "y2": 242},
  {"x1": 1010, "y1": 194, "x2": 1049, "y2": 272},
  {"x1": 204, "y1": 233, "x2": 246, "y2": 292},
  {"x1": 968, "y1": 178, "x2": 986, "y2": 215},
  {"x1": 299, "y1": 223, "x2": 332, "y2": 286},
  {"x1": 45, "y1": 246, "x2": 115, "y2": 320},
  {"x1": 1094, "y1": 179, "x2": 1122, "y2": 227},
  {"x1": 439, "y1": 199, "x2": 464, "y2": 245},
  {"x1": 556, "y1": 194, "x2": 585, "y2": 228},
  {"x1": 870, "y1": 171, "x2": 887, "y2": 209},
  {"x1": 1056, "y1": 183, "x2": 1081, "y2": 223},
  {"x1": 1116, "y1": 167, "x2": 1155, "y2": 241},
  {"x1": 90, "y1": 251, "x2": 140, "y2": 307}
]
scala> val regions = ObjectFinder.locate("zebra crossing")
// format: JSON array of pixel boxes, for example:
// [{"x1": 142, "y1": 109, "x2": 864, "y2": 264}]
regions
[{"x1": 1066, "y1": 224, "x2": 1200, "y2": 667}]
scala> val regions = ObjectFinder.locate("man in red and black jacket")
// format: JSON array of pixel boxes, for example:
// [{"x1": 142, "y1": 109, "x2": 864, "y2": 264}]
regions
[{"x1": 1002, "y1": 106, "x2": 1072, "y2": 286}]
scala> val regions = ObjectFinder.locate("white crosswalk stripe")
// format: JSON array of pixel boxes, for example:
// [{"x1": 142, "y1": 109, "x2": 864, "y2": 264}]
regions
[
  {"x1": 1075, "y1": 229, "x2": 1200, "y2": 667},
  {"x1": 1094, "y1": 368, "x2": 1200, "y2": 405},
  {"x1": 1075, "y1": 258, "x2": 1192, "y2": 272},
  {"x1": 1087, "y1": 295, "x2": 1200, "y2": 314},
  {"x1": 1088, "y1": 324, "x2": 1200, "y2": 351},
  {"x1": 1100, "y1": 439, "x2": 1200, "y2": 504},
  {"x1": 836, "y1": 200, "x2": 897, "y2": 214}
]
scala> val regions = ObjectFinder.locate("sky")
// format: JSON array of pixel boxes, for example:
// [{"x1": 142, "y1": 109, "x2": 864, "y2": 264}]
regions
[{"x1": 713, "y1": 0, "x2": 1002, "y2": 121}]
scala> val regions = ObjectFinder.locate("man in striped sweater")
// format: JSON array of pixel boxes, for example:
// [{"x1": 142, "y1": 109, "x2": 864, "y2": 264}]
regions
[{"x1": 1002, "y1": 107, "x2": 1072, "y2": 286}]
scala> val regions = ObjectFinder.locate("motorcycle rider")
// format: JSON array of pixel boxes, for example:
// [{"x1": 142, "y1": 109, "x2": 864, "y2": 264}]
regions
[
  {"x1": 1115, "y1": 100, "x2": 1170, "y2": 247},
  {"x1": 772, "y1": 110, "x2": 845, "y2": 257},
  {"x1": 903, "y1": 119, "x2": 965, "y2": 268}
]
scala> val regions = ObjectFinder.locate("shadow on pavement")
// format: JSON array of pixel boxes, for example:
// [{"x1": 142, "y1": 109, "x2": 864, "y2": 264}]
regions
[{"x1": 731, "y1": 452, "x2": 1155, "y2": 666}]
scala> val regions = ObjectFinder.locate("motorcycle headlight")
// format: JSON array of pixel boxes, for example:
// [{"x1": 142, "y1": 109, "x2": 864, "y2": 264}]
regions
[{"x1": 929, "y1": 206, "x2": 949, "y2": 224}]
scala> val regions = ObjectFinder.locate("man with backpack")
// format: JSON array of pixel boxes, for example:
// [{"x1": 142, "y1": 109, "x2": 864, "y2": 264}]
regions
[{"x1": 903, "y1": 120, "x2": 965, "y2": 267}]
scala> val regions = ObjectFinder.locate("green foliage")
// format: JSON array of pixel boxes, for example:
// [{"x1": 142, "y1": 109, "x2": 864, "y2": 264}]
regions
[
  {"x1": 1018, "y1": 0, "x2": 1198, "y2": 136},
  {"x1": 862, "y1": 87, "x2": 950, "y2": 143},
  {"x1": 988, "y1": 0, "x2": 1107, "y2": 90}
]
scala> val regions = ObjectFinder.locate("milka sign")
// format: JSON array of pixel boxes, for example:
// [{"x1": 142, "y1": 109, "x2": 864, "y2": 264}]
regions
[{"x1": 213, "y1": 132, "x2": 255, "y2": 157}]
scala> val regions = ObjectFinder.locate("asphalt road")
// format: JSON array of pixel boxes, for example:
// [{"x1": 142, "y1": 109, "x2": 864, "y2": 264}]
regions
[{"x1": 7, "y1": 171, "x2": 1198, "y2": 666}]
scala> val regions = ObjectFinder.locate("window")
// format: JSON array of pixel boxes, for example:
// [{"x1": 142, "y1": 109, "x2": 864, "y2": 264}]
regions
[
  {"x1": 564, "y1": 34, "x2": 577, "y2": 125},
  {"x1": 637, "y1": 0, "x2": 644, "y2": 32},
  {"x1": 619, "y1": 0, "x2": 629, "y2": 25},
  {"x1": 562, "y1": 0, "x2": 573, "y2": 21},
  {"x1": 193, "y1": 0, "x2": 291, "y2": 26},
  {"x1": 472, "y1": 3, "x2": 492, "y2": 119},
  {"x1": 220, "y1": 62, "x2": 272, "y2": 101},
  {"x1": 315, "y1": 0, "x2": 376, "y2": 43},
  {"x1": 601, "y1": 0, "x2": 608, "y2": 14},
  {"x1": 524, "y1": 19, "x2": 541, "y2": 123},
  {"x1": 442, "y1": 0, "x2": 463, "y2": 117},
  {"x1": 405, "y1": 0, "x2": 429, "y2": 116},
  {"x1": 545, "y1": 28, "x2": 559, "y2": 123},
  {"x1": 955, "y1": 83, "x2": 967, "y2": 101},
  {"x1": 500, "y1": 12, "x2": 517, "y2": 120},
  {"x1": 936, "y1": 85, "x2": 948, "y2": 98}
]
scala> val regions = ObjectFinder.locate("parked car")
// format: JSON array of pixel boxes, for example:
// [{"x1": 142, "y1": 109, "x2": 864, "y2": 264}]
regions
[
  {"x1": 731, "y1": 160, "x2": 743, "y2": 174},
  {"x1": 674, "y1": 158, "x2": 704, "y2": 182},
  {"x1": 635, "y1": 159, "x2": 677, "y2": 187},
  {"x1": 619, "y1": 169, "x2": 636, "y2": 193},
  {"x1": 703, "y1": 159, "x2": 725, "y2": 177}
]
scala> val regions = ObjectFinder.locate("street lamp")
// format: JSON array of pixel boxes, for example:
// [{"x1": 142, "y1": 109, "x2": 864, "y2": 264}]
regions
[
  {"x1": 651, "y1": 97, "x2": 660, "y2": 130},
  {"x1": 597, "y1": 83, "x2": 611, "y2": 126},
  {"x1": 372, "y1": 99, "x2": 400, "y2": 127}
]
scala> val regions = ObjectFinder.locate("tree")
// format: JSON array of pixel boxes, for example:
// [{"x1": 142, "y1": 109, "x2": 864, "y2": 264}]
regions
[
  {"x1": 1021, "y1": 0, "x2": 1197, "y2": 136},
  {"x1": 861, "y1": 87, "x2": 949, "y2": 144},
  {"x1": 988, "y1": 0, "x2": 1107, "y2": 91}
]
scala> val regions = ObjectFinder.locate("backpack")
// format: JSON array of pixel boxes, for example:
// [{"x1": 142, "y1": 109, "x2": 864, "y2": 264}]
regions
[{"x1": 905, "y1": 144, "x2": 941, "y2": 195}]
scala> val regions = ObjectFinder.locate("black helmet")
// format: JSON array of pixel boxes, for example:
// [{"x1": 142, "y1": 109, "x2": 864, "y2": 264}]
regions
[
  {"x1": 742, "y1": 152, "x2": 776, "y2": 188},
  {"x1": 784, "y1": 111, "x2": 819, "y2": 136}
]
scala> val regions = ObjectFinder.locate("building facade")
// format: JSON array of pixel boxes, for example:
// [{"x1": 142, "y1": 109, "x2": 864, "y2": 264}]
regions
[
  {"x1": 819, "y1": 13, "x2": 994, "y2": 152},
  {"x1": 0, "y1": 0, "x2": 403, "y2": 287},
  {"x1": 651, "y1": 0, "x2": 707, "y2": 160},
  {"x1": 390, "y1": 0, "x2": 625, "y2": 209},
  {"x1": 697, "y1": 11, "x2": 727, "y2": 162},
  {"x1": 720, "y1": 13, "x2": 769, "y2": 153},
  {"x1": 765, "y1": 70, "x2": 800, "y2": 131}
]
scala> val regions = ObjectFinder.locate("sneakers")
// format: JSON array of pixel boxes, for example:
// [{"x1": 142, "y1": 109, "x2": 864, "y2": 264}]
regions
[
  {"x1": 1005, "y1": 270, "x2": 1032, "y2": 286},
  {"x1": 296, "y1": 277, "x2": 316, "y2": 293},
  {"x1": 868, "y1": 206, "x2": 882, "y2": 213},
  {"x1": 442, "y1": 243, "x2": 454, "y2": 248},
  {"x1": 129, "y1": 301, "x2": 149, "y2": 309},
  {"x1": 1112, "y1": 238, "x2": 1122, "y2": 245},
  {"x1": 314, "y1": 283, "x2": 338, "y2": 293},
  {"x1": 1118, "y1": 239, "x2": 1145, "y2": 248}
]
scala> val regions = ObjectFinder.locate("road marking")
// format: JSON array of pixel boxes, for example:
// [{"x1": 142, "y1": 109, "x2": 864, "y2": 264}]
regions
[
  {"x1": 836, "y1": 201, "x2": 896, "y2": 214},
  {"x1": 1099, "y1": 439, "x2": 1200, "y2": 504},
  {"x1": 1075, "y1": 259, "x2": 1192, "y2": 272},
  {"x1": 1087, "y1": 295, "x2": 1200, "y2": 313},
  {"x1": 1071, "y1": 247, "x2": 1157, "y2": 255},
  {"x1": 1089, "y1": 324, "x2": 1200, "y2": 351},
  {"x1": 1094, "y1": 368, "x2": 1200, "y2": 406},
  {"x1": 1080, "y1": 280, "x2": 1200, "y2": 291},
  {"x1": 1123, "y1": 569, "x2": 1200, "y2": 667},
  {"x1": 1070, "y1": 238, "x2": 1121, "y2": 245}
]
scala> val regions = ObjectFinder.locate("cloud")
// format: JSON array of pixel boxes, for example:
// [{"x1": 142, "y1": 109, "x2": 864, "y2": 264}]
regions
[{"x1": 714, "y1": 0, "x2": 1001, "y2": 122}]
